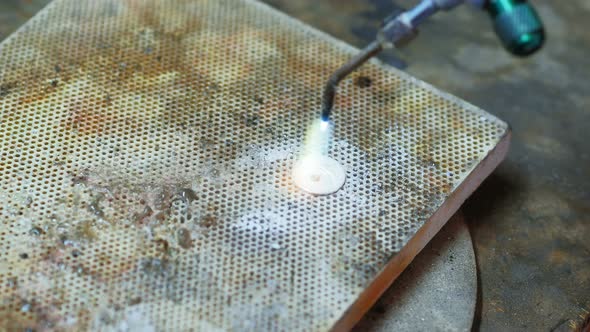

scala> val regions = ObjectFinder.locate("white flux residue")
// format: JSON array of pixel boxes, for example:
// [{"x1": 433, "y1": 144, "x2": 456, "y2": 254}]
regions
[{"x1": 292, "y1": 119, "x2": 346, "y2": 195}]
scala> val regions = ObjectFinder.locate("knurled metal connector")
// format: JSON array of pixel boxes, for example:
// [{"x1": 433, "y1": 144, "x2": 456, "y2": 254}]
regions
[{"x1": 377, "y1": 15, "x2": 418, "y2": 49}]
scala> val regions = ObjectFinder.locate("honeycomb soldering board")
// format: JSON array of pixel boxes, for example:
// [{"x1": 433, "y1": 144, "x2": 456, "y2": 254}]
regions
[{"x1": 0, "y1": 0, "x2": 509, "y2": 330}]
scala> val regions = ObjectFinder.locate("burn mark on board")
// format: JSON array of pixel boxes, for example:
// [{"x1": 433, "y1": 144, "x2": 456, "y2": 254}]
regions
[
  {"x1": 29, "y1": 226, "x2": 45, "y2": 237},
  {"x1": 88, "y1": 195, "x2": 105, "y2": 219},
  {"x1": 244, "y1": 114, "x2": 260, "y2": 127},
  {"x1": 153, "y1": 188, "x2": 173, "y2": 211},
  {"x1": 177, "y1": 228, "x2": 193, "y2": 249},
  {"x1": 154, "y1": 238, "x2": 170, "y2": 254},
  {"x1": 177, "y1": 188, "x2": 197, "y2": 205},
  {"x1": 0, "y1": 82, "x2": 17, "y2": 98},
  {"x1": 63, "y1": 220, "x2": 98, "y2": 245},
  {"x1": 71, "y1": 169, "x2": 90, "y2": 185},
  {"x1": 200, "y1": 214, "x2": 218, "y2": 229},
  {"x1": 140, "y1": 256, "x2": 171, "y2": 277},
  {"x1": 355, "y1": 75, "x2": 372, "y2": 88},
  {"x1": 132, "y1": 205, "x2": 153, "y2": 224}
]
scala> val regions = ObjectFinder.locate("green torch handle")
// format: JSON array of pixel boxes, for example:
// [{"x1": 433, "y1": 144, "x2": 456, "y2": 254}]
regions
[{"x1": 484, "y1": 0, "x2": 545, "y2": 56}]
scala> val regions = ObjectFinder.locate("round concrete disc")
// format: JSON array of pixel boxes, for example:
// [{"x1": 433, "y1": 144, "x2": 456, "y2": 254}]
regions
[
  {"x1": 353, "y1": 212, "x2": 477, "y2": 332},
  {"x1": 292, "y1": 155, "x2": 346, "y2": 195}
]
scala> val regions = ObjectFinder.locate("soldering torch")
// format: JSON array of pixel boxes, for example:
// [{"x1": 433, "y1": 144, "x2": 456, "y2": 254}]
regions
[{"x1": 320, "y1": 0, "x2": 545, "y2": 122}]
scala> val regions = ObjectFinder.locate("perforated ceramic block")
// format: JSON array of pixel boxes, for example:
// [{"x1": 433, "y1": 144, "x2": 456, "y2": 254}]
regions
[{"x1": 0, "y1": 0, "x2": 509, "y2": 330}]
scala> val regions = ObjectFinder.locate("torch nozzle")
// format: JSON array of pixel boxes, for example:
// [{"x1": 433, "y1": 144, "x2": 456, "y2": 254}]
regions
[{"x1": 320, "y1": 41, "x2": 383, "y2": 122}]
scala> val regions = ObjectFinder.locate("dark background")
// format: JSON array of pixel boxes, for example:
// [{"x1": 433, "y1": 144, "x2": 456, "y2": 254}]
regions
[{"x1": 1, "y1": 0, "x2": 588, "y2": 330}]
